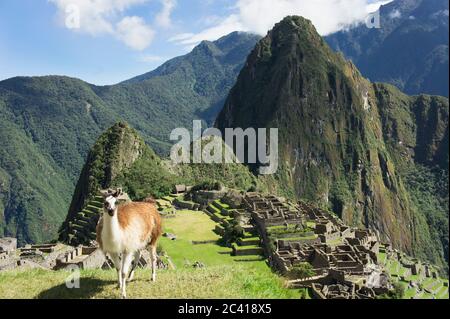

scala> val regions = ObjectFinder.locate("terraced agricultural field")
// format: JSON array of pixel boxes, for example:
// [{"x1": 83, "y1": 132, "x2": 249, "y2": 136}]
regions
[{"x1": 380, "y1": 252, "x2": 449, "y2": 299}]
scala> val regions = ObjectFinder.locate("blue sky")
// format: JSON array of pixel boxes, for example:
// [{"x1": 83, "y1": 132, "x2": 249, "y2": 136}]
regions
[{"x1": 0, "y1": 0, "x2": 390, "y2": 85}]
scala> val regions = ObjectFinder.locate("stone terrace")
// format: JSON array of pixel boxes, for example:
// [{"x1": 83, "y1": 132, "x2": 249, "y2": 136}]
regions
[{"x1": 243, "y1": 193, "x2": 305, "y2": 228}]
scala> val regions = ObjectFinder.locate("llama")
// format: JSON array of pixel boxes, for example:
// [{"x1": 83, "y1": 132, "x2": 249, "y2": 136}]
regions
[{"x1": 96, "y1": 189, "x2": 162, "y2": 298}]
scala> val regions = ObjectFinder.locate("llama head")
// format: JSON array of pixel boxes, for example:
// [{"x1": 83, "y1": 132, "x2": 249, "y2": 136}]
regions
[{"x1": 102, "y1": 189, "x2": 122, "y2": 217}]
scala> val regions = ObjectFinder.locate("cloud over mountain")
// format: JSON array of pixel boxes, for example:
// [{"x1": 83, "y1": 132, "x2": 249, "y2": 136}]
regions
[{"x1": 172, "y1": 0, "x2": 391, "y2": 47}]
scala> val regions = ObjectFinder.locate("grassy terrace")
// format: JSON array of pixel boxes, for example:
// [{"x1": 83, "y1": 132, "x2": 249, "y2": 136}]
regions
[
  {"x1": 206, "y1": 201, "x2": 234, "y2": 226},
  {"x1": 379, "y1": 252, "x2": 449, "y2": 299},
  {"x1": 0, "y1": 267, "x2": 297, "y2": 299},
  {"x1": 266, "y1": 225, "x2": 317, "y2": 243},
  {"x1": 0, "y1": 210, "x2": 297, "y2": 299},
  {"x1": 212, "y1": 199, "x2": 231, "y2": 210}
]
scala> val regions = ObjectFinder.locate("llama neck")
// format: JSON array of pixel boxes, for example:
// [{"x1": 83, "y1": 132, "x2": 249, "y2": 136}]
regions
[{"x1": 103, "y1": 209, "x2": 122, "y2": 240}]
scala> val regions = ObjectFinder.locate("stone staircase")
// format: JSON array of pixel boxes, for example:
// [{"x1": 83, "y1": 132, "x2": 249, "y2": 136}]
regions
[
  {"x1": 203, "y1": 199, "x2": 264, "y2": 259},
  {"x1": 59, "y1": 195, "x2": 104, "y2": 246},
  {"x1": 206, "y1": 200, "x2": 234, "y2": 227},
  {"x1": 232, "y1": 232, "x2": 264, "y2": 257}
]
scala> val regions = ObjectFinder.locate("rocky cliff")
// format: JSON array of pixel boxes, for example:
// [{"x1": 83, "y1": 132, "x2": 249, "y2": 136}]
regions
[{"x1": 216, "y1": 16, "x2": 449, "y2": 270}]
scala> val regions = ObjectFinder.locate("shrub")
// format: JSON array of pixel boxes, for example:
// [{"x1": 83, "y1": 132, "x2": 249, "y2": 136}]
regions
[{"x1": 288, "y1": 263, "x2": 315, "y2": 280}]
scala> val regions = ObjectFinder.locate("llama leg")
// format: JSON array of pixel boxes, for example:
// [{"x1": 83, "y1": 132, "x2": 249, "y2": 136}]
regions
[
  {"x1": 121, "y1": 252, "x2": 134, "y2": 299},
  {"x1": 128, "y1": 250, "x2": 141, "y2": 282},
  {"x1": 110, "y1": 253, "x2": 122, "y2": 288},
  {"x1": 150, "y1": 245, "x2": 157, "y2": 282}
]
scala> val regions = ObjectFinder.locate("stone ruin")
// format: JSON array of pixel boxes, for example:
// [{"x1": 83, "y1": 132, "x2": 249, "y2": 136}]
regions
[
  {"x1": 0, "y1": 241, "x2": 74, "y2": 272},
  {"x1": 190, "y1": 188, "x2": 228, "y2": 206},
  {"x1": 273, "y1": 241, "x2": 377, "y2": 277},
  {"x1": 55, "y1": 246, "x2": 106, "y2": 270},
  {"x1": 271, "y1": 203, "x2": 381, "y2": 278},
  {"x1": 311, "y1": 281, "x2": 376, "y2": 299},
  {"x1": 0, "y1": 237, "x2": 17, "y2": 253},
  {"x1": 243, "y1": 193, "x2": 305, "y2": 229},
  {"x1": 0, "y1": 234, "x2": 171, "y2": 273},
  {"x1": 240, "y1": 195, "x2": 395, "y2": 299}
]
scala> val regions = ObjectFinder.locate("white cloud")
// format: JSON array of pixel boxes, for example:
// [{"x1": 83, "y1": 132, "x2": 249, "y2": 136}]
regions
[
  {"x1": 171, "y1": 0, "x2": 391, "y2": 47},
  {"x1": 116, "y1": 16, "x2": 155, "y2": 50},
  {"x1": 389, "y1": 9, "x2": 402, "y2": 19},
  {"x1": 49, "y1": 0, "x2": 148, "y2": 34},
  {"x1": 155, "y1": 0, "x2": 176, "y2": 28},
  {"x1": 172, "y1": 15, "x2": 244, "y2": 47},
  {"x1": 49, "y1": 0, "x2": 154, "y2": 50},
  {"x1": 169, "y1": 33, "x2": 196, "y2": 42},
  {"x1": 366, "y1": 0, "x2": 392, "y2": 13}
]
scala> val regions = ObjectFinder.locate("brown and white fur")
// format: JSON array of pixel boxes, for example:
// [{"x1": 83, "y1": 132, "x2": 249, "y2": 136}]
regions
[{"x1": 96, "y1": 190, "x2": 162, "y2": 298}]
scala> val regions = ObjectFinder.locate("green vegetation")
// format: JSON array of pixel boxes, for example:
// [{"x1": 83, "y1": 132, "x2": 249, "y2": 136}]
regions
[
  {"x1": 378, "y1": 282, "x2": 405, "y2": 300},
  {"x1": 1, "y1": 12, "x2": 448, "y2": 288},
  {"x1": 266, "y1": 225, "x2": 314, "y2": 238},
  {"x1": 288, "y1": 263, "x2": 316, "y2": 280},
  {"x1": 215, "y1": 15, "x2": 449, "y2": 272},
  {"x1": 0, "y1": 32, "x2": 260, "y2": 245},
  {"x1": 403, "y1": 165, "x2": 449, "y2": 273},
  {"x1": 379, "y1": 249, "x2": 449, "y2": 300},
  {"x1": 60, "y1": 123, "x2": 271, "y2": 241},
  {"x1": 0, "y1": 266, "x2": 296, "y2": 299},
  {"x1": 0, "y1": 208, "x2": 299, "y2": 299}
]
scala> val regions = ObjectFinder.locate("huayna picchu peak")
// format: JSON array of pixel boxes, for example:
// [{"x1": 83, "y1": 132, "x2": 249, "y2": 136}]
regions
[{"x1": 216, "y1": 15, "x2": 449, "y2": 271}]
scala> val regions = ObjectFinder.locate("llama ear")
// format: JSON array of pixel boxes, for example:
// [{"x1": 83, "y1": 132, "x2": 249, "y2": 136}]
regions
[{"x1": 100, "y1": 190, "x2": 109, "y2": 198}]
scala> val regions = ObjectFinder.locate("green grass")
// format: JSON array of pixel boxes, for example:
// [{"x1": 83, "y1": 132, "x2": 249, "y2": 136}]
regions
[
  {"x1": 436, "y1": 285, "x2": 449, "y2": 299},
  {"x1": 277, "y1": 235, "x2": 318, "y2": 241},
  {"x1": 162, "y1": 210, "x2": 219, "y2": 242},
  {"x1": 213, "y1": 200, "x2": 230, "y2": 210},
  {"x1": 306, "y1": 222, "x2": 316, "y2": 228},
  {"x1": 0, "y1": 209, "x2": 298, "y2": 299},
  {"x1": 326, "y1": 238, "x2": 343, "y2": 246},
  {"x1": 388, "y1": 260, "x2": 401, "y2": 276},
  {"x1": 422, "y1": 277, "x2": 435, "y2": 288},
  {"x1": 377, "y1": 252, "x2": 387, "y2": 265},
  {"x1": 0, "y1": 267, "x2": 297, "y2": 299},
  {"x1": 207, "y1": 204, "x2": 221, "y2": 214},
  {"x1": 238, "y1": 237, "x2": 260, "y2": 244},
  {"x1": 404, "y1": 287, "x2": 418, "y2": 299},
  {"x1": 232, "y1": 243, "x2": 262, "y2": 251},
  {"x1": 162, "y1": 196, "x2": 175, "y2": 203},
  {"x1": 405, "y1": 274, "x2": 420, "y2": 282}
]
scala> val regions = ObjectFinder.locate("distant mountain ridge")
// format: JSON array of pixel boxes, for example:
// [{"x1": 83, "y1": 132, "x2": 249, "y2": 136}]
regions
[
  {"x1": 325, "y1": 0, "x2": 449, "y2": 97},
  {"x1": 0, "y1": 31, "x2": 260, "y2": 244}
]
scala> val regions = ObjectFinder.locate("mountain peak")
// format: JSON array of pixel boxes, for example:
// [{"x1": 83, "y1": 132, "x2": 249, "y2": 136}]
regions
[
  {"x1": 123, "y1": 31, "x2": 260, "y2": 84},
  {"x1": 269, "y1": 15, "x2": 322, "y2": 43},
  {"x1": 216, "y1": 15, "x2": 449, "y2": 269},
  {"x1": 61, "y1": 121, "x2": 147, "y2": 230},
  {"x1": 275, "y1": 15, "x2": 315, "y2": 29}
]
